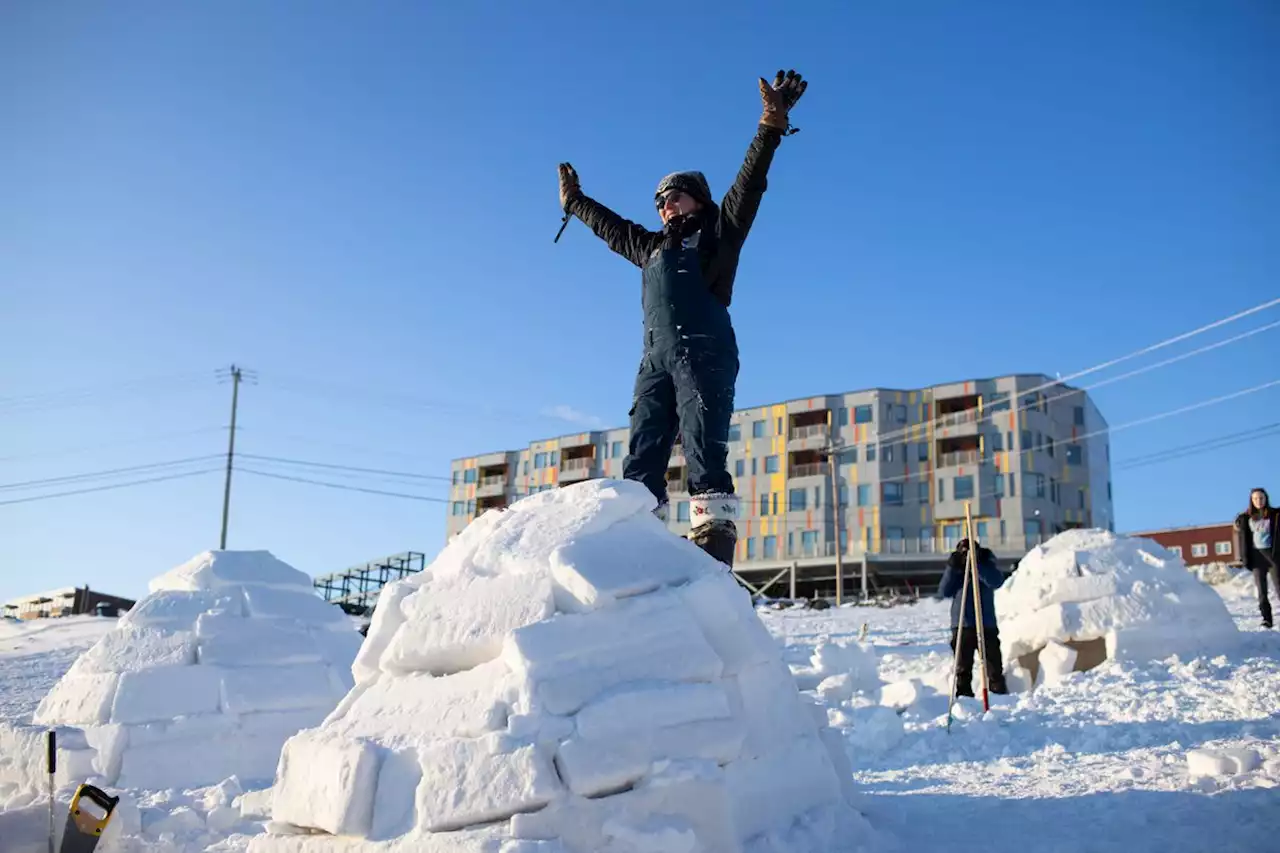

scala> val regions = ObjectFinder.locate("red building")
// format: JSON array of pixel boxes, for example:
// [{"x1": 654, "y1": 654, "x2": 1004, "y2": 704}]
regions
[{"x1": 1128, "y1": 523, "x2": 1238, "y2": 567}]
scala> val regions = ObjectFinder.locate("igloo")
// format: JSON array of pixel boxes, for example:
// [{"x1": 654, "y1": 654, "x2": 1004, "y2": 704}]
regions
[
  {"x1": 29, "y1": 550, "x2": 362, "y2": 791},
  {"x1": 996, "y1": 529, "x2": 1239, "y2": 685},
  {"x1": 251, "y1": 479, "x2": 872, "y2": 853}
]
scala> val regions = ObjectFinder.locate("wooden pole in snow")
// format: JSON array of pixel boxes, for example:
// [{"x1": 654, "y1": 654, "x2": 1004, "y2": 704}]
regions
[
  {"x1": 944, "y1": 528, "x2": 975, "y2": 733},
  {"x1": 965, "y1": 501, "x2": 991, "y2": 712}
]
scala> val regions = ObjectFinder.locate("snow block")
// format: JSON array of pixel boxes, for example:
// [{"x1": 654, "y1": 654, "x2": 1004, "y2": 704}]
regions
[
  {"x1": 556, "y1": 717, "x2": 745, "y2": 797},
  {"x1": 123, "y1": 589, "x2": 243, "y2": 629},
  {"x1": 674, "y1": 573, "x2": 780, "y2": 676},
  {"x1": 200, "y1": 621, "x2": 326, "y2": 667},
  {"x1": 504, "y1": 590, "x2": 723, "y2": 715},
  {"x1": 548, "y1": 517, "x2": 703, "y2": 611},
  {"x1": 109, "y1": 664, "x2": 223, "y2": 724},
  {"x1": 243, "y1": 585, "x2": 349, "y2": 628},
  {"x1": 725, "y1": 660, "x2": 815, "y2": 760},
  {"x1": 415, "y1": 734, "x2": 561, "y2": 832},
  {"x1": 725, "y1": 735, "x2": 842, "y2": 844},
  {"x1": 351, "y1": 579, "x2": 414, "y2": 685},
  {"x1": 273, "y1": 730, "x2": 381, "y2": 837},
  {"x1": 220, "y1": 663, "x2": 342, "y2": 714},
  {"x1": 66, "y1": 625, "x2": 197, "y2": 675},
  {"x1": 1038, "y1": 640, "x2": 1078, "y2": 686},
  {"x1": 151, "y1": 549, "x2": 313, "y2": 593},
  {"x1": 1187, "y1": 747, "x2": 1262, "y2": 777},
  {"x1": 32, "y1": 673, "x2": 119, "y2": 726},
  {"x1": 573, "y1": 682, "x2": 733, "y2": 741},
  {"x1": 381, "y1": 572, "x2": 556, "y2": 676}
]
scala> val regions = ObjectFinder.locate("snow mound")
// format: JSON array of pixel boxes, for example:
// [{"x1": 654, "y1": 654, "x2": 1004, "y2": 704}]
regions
[
  {"x1": 251, "y1": 479, "x2": 873, "y2": 853},
  {"x1": 996, "y1": 529, "x2": 1239, "y2": 676},
  {"x1": 21, "y1": 550, "x2": 360, "y2": 793}
]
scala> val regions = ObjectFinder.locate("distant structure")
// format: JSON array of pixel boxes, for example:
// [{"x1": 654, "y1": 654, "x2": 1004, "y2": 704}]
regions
[
  {"x1": 2, "y1": 586, "x2": 136, "y2": 620},
  {"x1": 313, "y1": 551, "x2": 426, "y2": 616},
  {"x1": 1128, "y1": 522, "x2": 1239, "y2": 567},
  {"x1": 445, "y1": 373, "x2": 1114, "y2": 597}
]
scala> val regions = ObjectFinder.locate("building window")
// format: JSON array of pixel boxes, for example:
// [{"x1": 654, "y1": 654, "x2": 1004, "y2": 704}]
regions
[
  {"x1": 752, "y1": 419, "x2": 767, "y2": 438},
  {"x1": 839, "y1": 483, "x2": 849, "y2": 506},
  {"x1": 1024, "y1": 472, "x2": 1045, "y2": 499},
  {"x1": 1191, "y1": 543, "x2": 1208, "y2": 558},
  {"x1": 676, "y1": 501, "x2": 689, "y2": 522},
  {"x1": 751, "y1": 457, "x2": 758, "y2": 476},
  {"x1": 1169, "y1": 545, "x2": 1183, "y2": 556},
  {"x1": 1009, "y1": 474, "x2": 1016, "y2": 498},
  {"x1": 763, "y1": 535, "x2": 777, "y2": 559},
  {"x1": 1078, "y1": 488, "x2": 1086, "y2": 509},
  {"x1": 614, "y1": 441, "x2": 625, "y2": 458},
  {"x1": 466, "y1": 499, "x2": 475, "y2": 515},
  {"x1": 1021, "y1": 430, "x2": 1033, "y2": 452},
  {"x1": 839, "y1": 528, "x2": 849, "y2": 551},
  {"x1": 452, "y1": 470, "x2": 460, "y2": 484},
  {"x1": 883, "y1": 527, "x2": 905, "y2": 552},
  {"x1": 746, "y1": 538, "x2": 757, "y2": 560},
  {"x1": 994, "y1": 473, "x2": 1005, "y2": 499},
  {"x1": 918, "y1": 442, "x2": 929, "y2": 461},
  {"x1": 866, "y1": 444, "x2": 877, "y2": 462},
  {"x1": 451, "y1": 501, "x2": 463, "y2": 515},
  {"x1": 944, "y1": 524, "x2": 963, "y2": 550},
  {"x1": 1215, "y1": 541, "x2": 1232, "y2": 555},
  {"x1": 838, "y1": 448, "x2": 857, "y2": 464},
  {"x1": 813, "y1": 486, "x2": 822, "y2": 509},
  {"x1": 857, "y1": 484, "x2": 872, "y2": 506},
  {"x1": 464, "y1": 468, "x2": 478, "y2": 483},
  {"x1": 759, "y1": 493, "x2": 770, "y2": 516},
  {"x1": 727, "y1": 424, "x2": 742, "y2": 443},
  {"x1": 801, "y1": 530, "x2": 819, "y2": 555},
  {"x1": 1000, "y1": 520, "x2": 1007, "y2": 543},
  {"x1": 1066, "y1": 444, "x2": 1082, "y2": 465},
  {"x1": 772, "y1": 493, "x2": 779, "y2": 515},
  {"x1": 918, "y1": 481, "x2": 930, "y2": 502},
  {"x1": 1024, "y1": 519, "x2": 1042, "y2": 545},
  {"x1": 853, "y1": 405, "x2": 874, "y2": 423},
  {"x1": 990, "y1": 432, "x2": 1003, "y2": 453},
  {"x1": 954, "y1": 475, "x2": 975, "y2": 501},
  {"x1": 776, "y1": 416, "x2": 783, "y2": 434},
  {"x1": 920, "y1": 529, "x2": 934, "y2": 552},
  {"x1": 883, "y1": 444, "x2": 894, "y2": 463},
  {"x1": 735, "y1": 459, "x2": 745, "y2": 478},
  {"x1": 765, "y1": 455, "x2": 780, "y2": 474},
  {"x1": 938, "y1": 477, "x2": 945, "y2": 501},
  {"x1": 838, "y1": 407, "x2": 849, "y2": 426},
  {"x1": 987, "y1": 392, "x2": 1011, "y2": 414},
  {"x1": 550, "y1": 451, "x2": 559, "y2": 466},
  {"x1": 882, "y1": 482, "x2": 903, "y2": 505},
  {"x1": 789, "y1": 488, "x2": 807, "y2": 511},
  {"x1": 976, "y1": 521, "x2": 989, "y2": 541},
  {"x1": 1073, "y1": 406, "x2": 1085, "y2": 426},
  {"x1": 886, "y1": 403, "x2": 907, "y2": 424},
  {"x1": 534, "y1": 453, "x2": 547, "y2": 469}
]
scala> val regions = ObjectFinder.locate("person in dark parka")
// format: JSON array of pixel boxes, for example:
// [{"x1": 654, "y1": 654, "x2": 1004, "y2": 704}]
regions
[
  {"x1": 555, "y1": 70, "x2": 808, "y2": 567},
  {"x1": 938, "y1": 538, "x2": 1009, "y2": 696},
  {"x1": 1234, "y1": 487, "x2": 1280, "y2": 628}
]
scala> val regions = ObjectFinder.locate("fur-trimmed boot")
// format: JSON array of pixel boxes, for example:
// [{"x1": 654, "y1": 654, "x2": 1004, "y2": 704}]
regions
[{"x1": 688, "y1": 492, "x2": 738, "y2": 568}]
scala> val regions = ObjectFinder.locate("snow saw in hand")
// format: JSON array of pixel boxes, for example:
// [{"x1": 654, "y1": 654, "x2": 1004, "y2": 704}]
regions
[{"x1": 59, "y1": 784, "x2": 120, "y2": 853}]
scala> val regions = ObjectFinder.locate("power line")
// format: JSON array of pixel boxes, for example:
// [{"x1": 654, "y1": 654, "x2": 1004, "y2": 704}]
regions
[
  {"x1": 237, "y1": 468, "x2": 449, "y2": 503},
  {"x1": 860, "y1": 297, "x2": 1280, "y2": 448},
  {"x1": 0, "y1": 427, "x2": 228, "y2": 463},
  {"x1": 0, "y1": 468, "x2": 222, "y2": 507},
  {"x1": 0, "y1": 455, "x2": 225, "y2": 492},
  {"x1": 1114, "y1": 422, "x2": 1280, "y2": 472},
  {"x1": 0, "y1": 372, "x2": 219, "y2": 416},
  {"x1": 237, "y1": 453, "x2": 451, "y2": 482}
]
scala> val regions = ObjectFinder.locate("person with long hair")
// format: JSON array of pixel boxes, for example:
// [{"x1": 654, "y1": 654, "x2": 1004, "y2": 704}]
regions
[{"x1": 1234, "y1": 487, "x2": 1280, "y2": 629}]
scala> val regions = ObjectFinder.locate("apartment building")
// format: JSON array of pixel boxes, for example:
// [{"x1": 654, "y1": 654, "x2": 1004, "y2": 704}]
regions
[{"x1": 447, "y1": 374, "x2": 1113, "y2": 593}]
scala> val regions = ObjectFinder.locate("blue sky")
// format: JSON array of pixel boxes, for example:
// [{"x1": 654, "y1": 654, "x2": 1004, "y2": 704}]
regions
[{"x1": 2, "y1": 1, "x2": 1277, "y2": 602}]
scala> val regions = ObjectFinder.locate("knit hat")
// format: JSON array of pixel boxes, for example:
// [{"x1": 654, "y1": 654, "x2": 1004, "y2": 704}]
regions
[{"x1": 654, "y1": 171, "x2": 713, "y2": 208}]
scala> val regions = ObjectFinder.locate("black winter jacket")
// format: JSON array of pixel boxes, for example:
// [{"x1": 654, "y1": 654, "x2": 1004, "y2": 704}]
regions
[
  {"x1": 1234, "y1": 506, "x2": 1280, "y2": 569},
  {"x1": 564, "y1": 125, "x2": 783, "y2": 309}
]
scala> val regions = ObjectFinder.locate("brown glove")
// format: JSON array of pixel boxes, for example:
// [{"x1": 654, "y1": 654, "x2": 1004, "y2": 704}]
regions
[
  {"x1": 759, "y1": 69, "x2": 808, "y2": 134},
  {"x1": 558, "y1": 162, "x2": 582, "y2": 211}
]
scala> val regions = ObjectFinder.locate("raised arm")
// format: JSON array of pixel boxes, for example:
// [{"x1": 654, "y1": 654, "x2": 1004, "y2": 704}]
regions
[
  {"x1": 720, "y1": 70, "x2": 808, "y2": 244},
  {"x1": 559, "y1": 162, "x2": 656, "y2": 268}
]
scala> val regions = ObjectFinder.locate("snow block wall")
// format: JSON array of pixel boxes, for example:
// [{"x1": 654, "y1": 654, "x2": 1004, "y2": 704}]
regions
[
  {"x1": 253, "y1": 479, "x2": 871, "y2": 853},
  {"x1": 31, "y1": 550, "x2": 362, "y2": 791},
  {"x1": 996, "y1": 529, "x2": 1240, "y2": 679}
]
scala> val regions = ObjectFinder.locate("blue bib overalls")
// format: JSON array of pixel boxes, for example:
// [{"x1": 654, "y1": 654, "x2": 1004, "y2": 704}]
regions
[{"x1": 622, "y1": 233, "x2": 739, "y2": 505}]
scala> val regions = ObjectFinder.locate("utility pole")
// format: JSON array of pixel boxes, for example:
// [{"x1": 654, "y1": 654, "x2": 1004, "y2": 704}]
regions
[
  {"x1": 216, "y1": 364, "x2": 255, "y2": 549},
  {"x1": 825, "y1": 442, "x2": 845, "y2": 606}
]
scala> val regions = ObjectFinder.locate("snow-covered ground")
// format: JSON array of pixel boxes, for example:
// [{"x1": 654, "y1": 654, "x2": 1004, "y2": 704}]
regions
[
  {"x1": 1, "y1": 575, "x2": 1275, "y2": 852},
  {"x1": 759, "y1": 581, "x2": 1280, "y2": 853}
]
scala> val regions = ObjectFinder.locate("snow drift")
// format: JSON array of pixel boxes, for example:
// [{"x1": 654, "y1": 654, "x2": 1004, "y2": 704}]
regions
[
  {"x1": 252, "y1": 479, "x2": 871, "y2": 853},
  {"x1": 996, "y1": 529, "x2": 1239, "y2": 683},
  {"x1": 13, "y1": 550, "x2": 361, "y2": 794}
]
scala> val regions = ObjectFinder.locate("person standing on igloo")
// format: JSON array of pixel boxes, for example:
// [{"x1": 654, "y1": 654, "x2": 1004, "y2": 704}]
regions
[
  {"x1": 1234, "y1": 487, "x2": 1280, "y2": 629},
  {"x1": 938, "y1": 538, "x2": 1009, "y2": 696},
  {"x1": 555, "y1": 70, "x2": 808, "y2": 567}
]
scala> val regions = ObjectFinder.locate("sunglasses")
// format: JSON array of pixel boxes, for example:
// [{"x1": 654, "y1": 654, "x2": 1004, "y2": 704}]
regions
[{"x1": 656, "y1": 190, "x2": 692, "y2": 210}]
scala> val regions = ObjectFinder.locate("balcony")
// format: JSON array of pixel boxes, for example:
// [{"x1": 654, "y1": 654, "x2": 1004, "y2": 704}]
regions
[
  {"x1": 935, "y1": 394, "x2": 981, "y2": 437},
  {"x1": 937, "y1": 449, "x2": 980, "y2": 468},
  {"x1": 790, "y1": 462, "x2": 828, "y2": 479},
  {"x1": 666, "y1": 465, "x2": 687, "y2": 493},
  {"x1": 476, "y1": 474, "x2": 508, "y2": 497},
  {"x1": 559, "y1": 456, "x2": 594, "y2": 481},
  {"x1": 789, "y1": 423, "x2": 829, "y2": 441}
]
